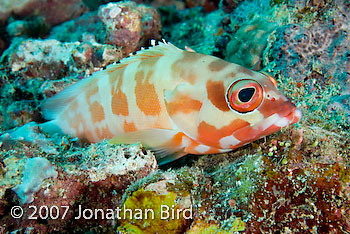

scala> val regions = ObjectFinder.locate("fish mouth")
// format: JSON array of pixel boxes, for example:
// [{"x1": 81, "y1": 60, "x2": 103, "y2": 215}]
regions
[
  {"x1": 262, "y1": 105, "x2": 302, "y2": 132},
  {"x1": 284, "y1": 107, "x2": 302, "y2": 125},
  {"x1": 248, "y1": 103, "x2": 302, "y2": 138},
  {"x1": 275, "y1": 101, "x2": 302, "y2": 127},
  {"x1": 228, "y1": 104, "x2": 302, "y2": 149}
]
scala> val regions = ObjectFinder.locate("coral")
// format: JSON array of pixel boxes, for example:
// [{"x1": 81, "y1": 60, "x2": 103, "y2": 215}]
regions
[
  {"x1": 98, "y1": 1, "x2": 161, "y2": 54},
  {"x1": 48, "y1": 11, "x2": 105, "y2": 43},
  {"x1": 0, "y1": 38, "x2": 122, "y2": 130},
  {"x1": 264, "y1": 19, "x2": 350, "y2": 82},
  {"x1": 225, "y1": 18, "x2": 276, "y2": 68},
  {"x1": 0, "y1": 38, "x2": 5, "y2": 56},
  {"x1": 0, "y1": 1, "x2": 163, "y2": 131},
  {"x1": 6, "y1": 18, "x2": 50, "y2": 38},
  {"x1": 12, "y1": 157, "x2": 58, "y2": 204},
  {"x1": 245, "y1": 159, "x2": 350, "y2": 233},
  {"x1": 1, "y1": 100, "x2": 39, "y2": 130},
  {"x1": 186, "y1": 218, "x2": 245, "y2": 233},
  {"x1": 220, "y1": 0, "x2": 244, "y2": 13},
  {"x1": 0, "y1": 0, "x2": 350, "y2": 233},
  {"x1": 161, "y1": 7, "x2": 225, "y2": 55},
  {"x1": 0, "y1": 122, "x2": 60, "y2": 154},
  {"x1": 75, "y1": 142, "x2": 158, "y2": 182},
  {"x1": 118, "y1": 187, "x2": 192, "y2": 233},
  {"x1": 0, "y1": 0, "x2": 87, "y2": 26},
  {"x1": 185, "y1": 0, "x2": 220, "y2": 12},
  {"x1": 147, "y1": 0, "x2": 186, "y2": 9},
  {"x1": 228, "y1": 125, "x2": 350, "y2": 233},
  {"x1": 0, "y1": 156, "x2": 26, "y2": 201}
]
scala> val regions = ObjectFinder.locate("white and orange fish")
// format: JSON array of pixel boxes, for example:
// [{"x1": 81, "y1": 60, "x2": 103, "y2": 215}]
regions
[{"x1": 41, "y1": 41, "x2": 302, "y2": 164}]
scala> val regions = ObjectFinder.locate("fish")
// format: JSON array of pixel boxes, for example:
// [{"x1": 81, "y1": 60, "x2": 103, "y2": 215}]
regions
[{"x1": 41, "y1": 41, "x2": 302, "y2": 164}]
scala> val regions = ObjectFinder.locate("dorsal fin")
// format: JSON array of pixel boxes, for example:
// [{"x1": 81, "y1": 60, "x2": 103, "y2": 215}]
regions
[{"x1": 105, "y1": 40, "x2": 182, "y2": 72}]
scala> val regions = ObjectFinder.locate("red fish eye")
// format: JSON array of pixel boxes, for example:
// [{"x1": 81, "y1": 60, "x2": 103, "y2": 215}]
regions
[{"x1": 226, "y1": 79, "x2": 263, "y2": 113}]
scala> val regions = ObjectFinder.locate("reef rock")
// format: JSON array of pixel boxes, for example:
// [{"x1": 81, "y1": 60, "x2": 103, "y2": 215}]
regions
[
  {"x1": 2, "y1": 38, "x2": 123, "y2": 80},
  {"x1": 98, "y1": 1, "x2": 162, "y2": 54}
]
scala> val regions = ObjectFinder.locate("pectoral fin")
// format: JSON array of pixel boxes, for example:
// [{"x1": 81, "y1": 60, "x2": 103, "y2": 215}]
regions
[
  {"x1": 109, "y1": 129, "x2": 187, "y2": 164},
  {"x1": 164, "y1": 84, "x2": 203, "y2": 141}
]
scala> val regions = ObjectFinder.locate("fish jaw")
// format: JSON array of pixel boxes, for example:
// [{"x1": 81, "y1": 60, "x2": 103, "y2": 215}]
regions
[
  {"x1": 285, "y1": 107, "x2": 302, "y2": 125},
  {"x1": 221, "y1": 103, "x2": 302, "y2": 150},
  {"x1": 256, "y1": 106, "x2": 302, "y2": 134}
]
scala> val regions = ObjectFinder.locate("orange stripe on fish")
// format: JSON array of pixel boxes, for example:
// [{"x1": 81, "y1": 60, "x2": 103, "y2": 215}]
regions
[
  {"x1": 206, "y1": 80, "x2": 231, "y2": 112},
  {"x1": 123, "y1": 120, "x2": 137, "y2": 132},
  {"x1": 41, "y1": 40, "x2": 302, "y2": 164},
  {"x1": 165, "y1": 94, "x2": 202, "y2": 115},
  {"x1": 111, "y1": 73, "x2": 129, "y2": 116},
  {"x1": 135, "y1": 70, "x2": 162, "y2": 116}
]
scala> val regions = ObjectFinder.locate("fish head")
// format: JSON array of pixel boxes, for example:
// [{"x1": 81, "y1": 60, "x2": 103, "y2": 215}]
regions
[{"x1": 195, "y1": 70, "x2": 302, "y2": 150}]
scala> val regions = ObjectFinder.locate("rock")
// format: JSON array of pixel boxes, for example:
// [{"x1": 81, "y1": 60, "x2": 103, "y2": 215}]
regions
[
  {"x1": 98, "y1": 1, "x2": 161, "y2": 54},
  {"x1": 2, "y1": 38, "x2": 123, "y2": 80}
]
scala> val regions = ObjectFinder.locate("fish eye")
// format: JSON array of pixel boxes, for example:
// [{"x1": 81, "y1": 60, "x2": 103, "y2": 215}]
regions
[
  {"x1": 238, "y1": 87, "x2": 255, "y2": 102},
  {"x1": 226, "y1": 79, "x2": 263, "y2": 113}
]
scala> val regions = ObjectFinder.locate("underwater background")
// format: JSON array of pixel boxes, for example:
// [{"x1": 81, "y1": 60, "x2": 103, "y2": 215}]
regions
[{"x1": 0, "y1": 0, "x2": 349, "y2": 233}]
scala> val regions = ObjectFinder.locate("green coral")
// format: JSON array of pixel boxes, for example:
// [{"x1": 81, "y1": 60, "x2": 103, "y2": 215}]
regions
[
  {"x1": 118, "y1": 189, "x2": 189, "y2": 234},
  {"x1": 225, "y1": 18, "x2": 276, "y2": 68},
  {"x1": 188, "y1": 218, "x2": 245, "y2": 233},
  {"x1": 231, "y1": 154, "x2": 264, "y2": 204}
]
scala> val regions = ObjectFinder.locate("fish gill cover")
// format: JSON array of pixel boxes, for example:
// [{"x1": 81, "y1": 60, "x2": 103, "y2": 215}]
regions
[{"x1": 0, "y1": 0, "x2": 349, "y2": 233}]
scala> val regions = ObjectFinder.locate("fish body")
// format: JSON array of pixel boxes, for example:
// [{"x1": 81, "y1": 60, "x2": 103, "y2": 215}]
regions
[{"x1": 42, "y1": 41, "x2": 301, "y2": 164}]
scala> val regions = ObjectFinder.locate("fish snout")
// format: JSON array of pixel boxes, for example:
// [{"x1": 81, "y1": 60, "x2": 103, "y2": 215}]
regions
[{"x1": 279, "y1": 100, "x2": 302, "y2": 125}]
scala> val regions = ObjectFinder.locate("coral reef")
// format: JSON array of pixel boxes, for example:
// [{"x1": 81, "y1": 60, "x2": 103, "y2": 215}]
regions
[
  {"x1": 264, "y1": 19, "x2": 350, "y2": 82},
  {"x1": 0, "y1": 156, "x2": 26, "y2": 200},
  {"x1": 48, "y1": 12, "x2": 105, "y2": 43},
  {"x1": 118, "y1": 187, "x2": 191, "y2": 233},
  {"x1": 161, "y1": 6, "x2": 225, "y2": 55},
  {"x1": 6, "y1": 18, "x2": 49, "y2": 39},
  {"x1": 2, "y1": 38, "x2": 122, "y2": 80},
  {"x1": 0, "y1": 1, "x2": 162, "y2": 130},
  {"x1": 225, "y1": 18, "x2": 276, "y2": 68},
  {"x1": 0, "y1": 38, "x2": 122, "y2": 130},
  {"x1": 185, "y1": 0, "x2": 220, "y2": 12}
]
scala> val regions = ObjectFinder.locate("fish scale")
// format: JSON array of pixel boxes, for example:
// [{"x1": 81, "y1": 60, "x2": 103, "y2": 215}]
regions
[{"x1": 42, "y1": 41, "x2": 301, "y2": 164}]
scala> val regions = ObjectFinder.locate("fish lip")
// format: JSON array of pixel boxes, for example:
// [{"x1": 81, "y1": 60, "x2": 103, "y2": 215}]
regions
[
  {"x1": 284, "y1": 106, "x2": 302, "y2": 125},
  {"x1": 274, "y1": 100, "x2": 302, "y2": 126},
  {"x1": 253, "y1": 104, "x2": 302, "y2": 132}
]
